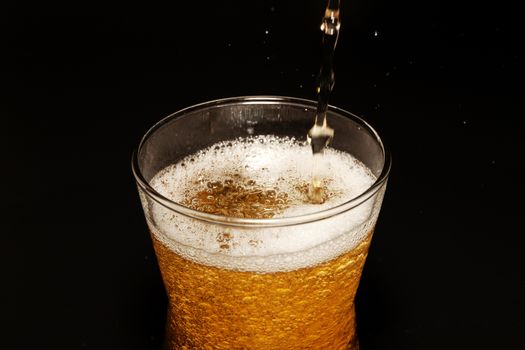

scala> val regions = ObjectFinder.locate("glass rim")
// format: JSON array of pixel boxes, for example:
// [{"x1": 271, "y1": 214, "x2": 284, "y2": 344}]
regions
[{"x1": 132, "y1": 95, "x2": 391, "y2": 228}]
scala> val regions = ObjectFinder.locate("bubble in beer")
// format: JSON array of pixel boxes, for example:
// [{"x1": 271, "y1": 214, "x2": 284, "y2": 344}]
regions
[{"x1": 149, "y1": 135, "x2": 380, "y2": 273}]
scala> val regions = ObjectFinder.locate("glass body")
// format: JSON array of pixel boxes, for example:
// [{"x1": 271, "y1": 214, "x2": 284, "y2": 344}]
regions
[{"x1": 132, "y1": 96, "x2": 390, "y2": 349}]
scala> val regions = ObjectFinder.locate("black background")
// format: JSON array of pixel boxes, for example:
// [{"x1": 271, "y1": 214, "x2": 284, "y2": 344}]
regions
[{"x1": 2, "y1": 1, "x2": 523, "y2": 349}]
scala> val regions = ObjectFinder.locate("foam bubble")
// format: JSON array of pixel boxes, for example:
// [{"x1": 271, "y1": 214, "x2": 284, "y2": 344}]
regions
[{"x1": 147, "y1": 136, "x2": 383, "y2": 272}]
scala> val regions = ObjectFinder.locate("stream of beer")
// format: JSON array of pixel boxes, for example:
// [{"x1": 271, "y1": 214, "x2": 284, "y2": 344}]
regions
[{"x1": 307, "y1": 0, "x2": 341, "y2": 203}]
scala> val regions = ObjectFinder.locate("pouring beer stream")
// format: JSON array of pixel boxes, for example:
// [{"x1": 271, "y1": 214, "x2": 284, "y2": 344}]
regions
[{"x1": 307, "y1": 0, "x2": 341, "y2": 203}]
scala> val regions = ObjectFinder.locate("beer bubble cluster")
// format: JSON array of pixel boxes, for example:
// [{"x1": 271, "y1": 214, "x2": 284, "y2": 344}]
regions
[{"x1": 148, "y1": 135, "x2": 381, "y2": 272}]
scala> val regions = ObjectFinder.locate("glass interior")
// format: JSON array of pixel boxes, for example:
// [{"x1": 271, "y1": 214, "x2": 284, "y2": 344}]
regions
[{"x1": 132, "y1": 95, "x2": 390, "y2": 226}]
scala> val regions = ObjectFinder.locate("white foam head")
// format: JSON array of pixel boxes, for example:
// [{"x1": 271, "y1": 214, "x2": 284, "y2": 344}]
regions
[{"x1": 146, "y1": 136, "x2": 383, "y2": 272}]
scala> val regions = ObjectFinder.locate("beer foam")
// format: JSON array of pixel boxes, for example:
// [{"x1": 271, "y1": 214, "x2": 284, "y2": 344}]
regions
[{"x1": 147, "y1": 136, "x2": 383, "y2": 272}]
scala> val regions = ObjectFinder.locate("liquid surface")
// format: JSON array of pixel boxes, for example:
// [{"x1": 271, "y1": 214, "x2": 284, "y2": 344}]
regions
[{"x1": 149, "y1": 136, "x2": 377, "y2": 272}]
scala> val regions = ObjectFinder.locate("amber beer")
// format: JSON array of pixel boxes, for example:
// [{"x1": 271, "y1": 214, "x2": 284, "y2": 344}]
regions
[
  {"x1": 133, "y1": 97, "x2": 390, "y2": 350},
  {"x1": 153, "y1": 230, "x2": 371, "y2": 350}
]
